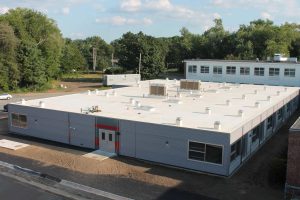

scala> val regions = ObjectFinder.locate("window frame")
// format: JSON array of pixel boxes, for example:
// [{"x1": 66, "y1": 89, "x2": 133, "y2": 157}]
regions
[
  {"x1": 230, "y1": 139, "x2": 241, "y2": 162},
  {"x1": 267, "y1": 116, "x2": 273, "y2": 130},
  {"x1": 188, "y1": 140, "x2": 223, "y2": 165},
  {"x1": 240, "y1": 67, "x2": 250, "y2": 75},
  {"x1": 213, "y1": 66, "x2": 222, "y2": 75},
  {"x1": 254, "y1": 67, "x2": 265, "y2": 76},
  {"x1": 284, "y1": 68, "x2": 296, "y2": 77},
  {"x1": 188, "y1": 65, "x2": 197, "y2": 73},
  {"x1": 200, "y1": 65, "x2": 210, "y2": 74},
  {"x1": 226, "y1": 66, "x2": 236, "y2": 75},
  {"x1": 278, "y1": 108, "x2": 284, "y2": 120},
  {"x1": 269, "y1": 68, "x2": 280, "y2": 77},
  {"x1": 11, "y1": 113, "x2": 28, "y2": 129}
]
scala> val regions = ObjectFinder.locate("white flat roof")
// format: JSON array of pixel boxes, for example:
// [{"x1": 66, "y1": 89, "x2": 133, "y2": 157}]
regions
[{"x1": 12, "y1": 80, "x2": 299, "y2": 135}]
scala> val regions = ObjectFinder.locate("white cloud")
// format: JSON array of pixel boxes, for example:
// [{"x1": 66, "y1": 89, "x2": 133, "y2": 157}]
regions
[
  {"x1": 62, "y1": 7, "x2": 70, "y2": 15},
  {"x1": 120, "y1": 0, "x2": 141, "y2": 12},
  {"x1": 96, "y1": 16, "x2": 153, "y2": 26},
  {"x1": 0, "y1": 6, "x2": 9, "y2": 14},
  {"x1": 261, "y1": 12, "x2": 272, "y2": 20}
]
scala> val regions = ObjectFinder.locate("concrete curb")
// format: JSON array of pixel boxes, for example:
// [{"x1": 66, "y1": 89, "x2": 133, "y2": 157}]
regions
[{"x1": 0, "y1": 160, "x2": 133, "y2": 200}]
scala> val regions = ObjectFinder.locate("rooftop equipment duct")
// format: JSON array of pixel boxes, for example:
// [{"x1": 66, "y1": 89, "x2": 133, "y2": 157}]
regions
[
  {"x1": 180, "y1": 79, "x2": 201, "y2": 90},
  {"x1": 149, "y1": 83, "x2": 167, "y2": 96}
]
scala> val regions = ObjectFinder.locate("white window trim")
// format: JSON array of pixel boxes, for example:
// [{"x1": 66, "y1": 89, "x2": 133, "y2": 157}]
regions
[
  {"x1": 187, "y1": 140, "x2": 224, "y2": 166},
  {"x1": 11, "y1": 113, "x2": 28, "y2": 129}
]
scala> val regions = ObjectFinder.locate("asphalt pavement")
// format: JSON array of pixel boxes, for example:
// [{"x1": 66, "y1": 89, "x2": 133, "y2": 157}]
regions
[{"x1": 0, "y1": 174, "x2": 68, "y2": 200}]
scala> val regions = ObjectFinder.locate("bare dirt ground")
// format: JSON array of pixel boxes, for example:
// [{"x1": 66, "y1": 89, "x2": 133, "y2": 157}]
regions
[{"x1": 0, "y1": 109, "x2": 298, "y2": 200}]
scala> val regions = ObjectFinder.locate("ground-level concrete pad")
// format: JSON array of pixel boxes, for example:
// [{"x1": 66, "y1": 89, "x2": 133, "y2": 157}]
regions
[
  {"x1": 83, "y1": 150, "x2": 116, "y2": 161},
  {"x1": 0, "y1": 139, "x2": 29, "y2": 150}
]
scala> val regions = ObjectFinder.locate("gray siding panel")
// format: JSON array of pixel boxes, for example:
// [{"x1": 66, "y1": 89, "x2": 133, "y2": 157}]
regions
[
  {"x1": 69, "y1": 113, "x2": 95, "y2": 149},
  {"x1": 8, "y1": 105, "x2": 69, "y2": 144},
  {"x1": 119, "y1": 120, "x2": 136, "y2": 157},
  {"x1": 120, "y1": 121, "x2": 230, "y2": 176}
]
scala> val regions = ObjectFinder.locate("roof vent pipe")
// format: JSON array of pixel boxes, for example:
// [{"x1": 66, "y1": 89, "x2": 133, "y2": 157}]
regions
[
  {"x1": 136, "y1": 101, "x2": 141, "y2": 108},
  {"x1": 176, "y1": 117, "x2": 183, "y2": 127},
  {"x1": 255, "y1": 102, "x2": 260, "y2": 108},
  {"x1": 39, "y1": 101, "x2": 45, "y2": 108},
  {"x1": 264, "y1": 86, "x2": 267, "y2": 91},
  {"x1": 242, "y1": 94, "x2": 246, "y2": 100},
  {"x1": 267, "y1": 96, "x2": 271, "y2": 101},
  {"x1": 21, "y1": 99, "x2": 26, "y2": 105},
  {"x1": 214, "y1": 121, "x2": 221, "y2": 130},
  {"x1": 105, "y1": 92, "x2": 109, "y2": 97},
  {"x1": 254, "y1": 90, "x2": 258, "y2": 94},
  {"x1": 95, "y1": 89, "x2": 99, "y2": 95},
  {"x1": 205, "y1": 107, "x2": 211, "y2": 115},
  {"x1": 238, "y1": 110, "x2": 244, "y2": 117},
  {"x1": 277, "y1": 91, "x2": 280, "y2": 96},
  {"x1": 226, "y1": 100, "x2": 231, "y2": 106},
  {"x1": 87, "y1": 90, "x2": 91, "y2": 95},
  {"x1": 284, "y1": 88, "x2": 288, "y2": 92},
  {"x1": 130, "y1": 98, "x2": 135, "y2": 105},
  {"x1": 112, "y1": 90, "x2": 117, "y2": 96}
]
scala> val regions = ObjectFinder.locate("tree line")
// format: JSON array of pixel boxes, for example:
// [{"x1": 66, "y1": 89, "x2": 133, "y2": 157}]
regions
[{"x1": 1, "y1": 8, "x2": 300, "y2": 91}]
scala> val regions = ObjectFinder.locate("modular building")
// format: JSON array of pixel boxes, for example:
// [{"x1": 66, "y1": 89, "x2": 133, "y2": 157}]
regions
[
  {"x1": 7, "y1": 80, "x2": 299, "y2": 176},
  {"x1": 184, "y1": 59, "x2": 300, "y2": 86}
]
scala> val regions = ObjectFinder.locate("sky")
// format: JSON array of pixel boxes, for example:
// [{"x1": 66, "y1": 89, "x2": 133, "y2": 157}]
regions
[{"x1": 1, "y1": 0, "x2": 300, "y2": 42}]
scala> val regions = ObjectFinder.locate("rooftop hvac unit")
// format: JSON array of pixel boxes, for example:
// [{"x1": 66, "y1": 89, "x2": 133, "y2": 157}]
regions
[
  {"x1": 149, "y1": 83, "x2": 167, "y2": 96},
  {"x1": 180, "y1": 79, "x2": 201, "y2": 90}
]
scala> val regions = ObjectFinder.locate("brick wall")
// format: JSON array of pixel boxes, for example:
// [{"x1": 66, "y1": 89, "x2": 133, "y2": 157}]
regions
[{"x1": 285, "y1": 130, "x2": 300, "y2": 199}]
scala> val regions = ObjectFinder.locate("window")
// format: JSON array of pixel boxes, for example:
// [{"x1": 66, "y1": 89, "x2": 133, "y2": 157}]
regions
[
  {"x1": 109, "y1": 133, "x2": 113, "y2": 141},
  {"x1": 213, "y1": 66, "x2": 222, "y2": 74},
  {"x1": 188, "y1": 141, "x2": 223, "y2": 165},
  {"x1": 287, "y1": 102, "x2": 291, "y2": 112},
  {"x1": 252, "y1": 126, "x2": 259, "y2": 143},
  {"x1": 269, "y1": 68, "x2": 280, "y2": 76},
  {"x1": 102, "y1": 132, "x2": 105, "y2": 140},
  {"x1": 200, "y1": 66, "x2": 209, "y2": 74},
  {"x1": 188, "y1": 65, "x2": 197, "y2": 73},
  {"x1": 240, "y1": 67, "x2": 250, "y2": 75},
  {"x1": 267, "y1": 116, "x2": 273, "y2": 130},
  {"x1": 278, "y1": 108, "x2": 283, "y2": 120},
  {"x1": 226, "y1": 66, "x2": 236, "y2": 75},
  {"x1": 284, "y1": 68, "x2": 295, "y2": 77},
  {"x1": 254, "y1": 68, "x2": 264, "y2": 76},
  {"x1": 11, "y1": 113, "x2": 27, "y2": 128},
  {"x1": 230, "y1": 139, "x2": 241, "y2": 162}
]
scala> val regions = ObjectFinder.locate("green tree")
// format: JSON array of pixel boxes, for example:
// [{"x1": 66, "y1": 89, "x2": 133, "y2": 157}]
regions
[
  {"x1": 60, "y1": 39, "x2": 87, "y2": 73},
  {"x1": 113, "y1": 32, "x2": 167, "y2": 79},
  {"x1": 74, "y1": 36, "x2": 113, "y2": 71},
  {"x1": 0, "y1": 8, "x2": 64, "y2": 85},
  {"x1": 17, "y1": 41, "x2": 46, "y2": 88},
  {"x1": 0, "y1": 22, "x2": 19, "y2": 90}
]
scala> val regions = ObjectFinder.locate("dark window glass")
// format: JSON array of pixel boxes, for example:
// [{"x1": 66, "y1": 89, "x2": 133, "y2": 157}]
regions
[
  {"x1": 252, "y1": 126, "x2": 259, "y2": 142},
  {"x1": 188, "y1": 151, "x2": 205, "y2": 161},
  {"x1": 267, "y1": 116, "x2": 273, "y2": 129},
  {"x1": 189, "y1": 142, "x2": 205, "y2": 152},
  {"x1": 206, "y1": 144, "x2": 223, "y2": 164},
  {"x1": 230, "y1": 140, "x2": 241, "y2": 162},
  {"x1": 109, "y1": 134, "x2": 113, "y2": 141},
  {"x1": 102, "y1": 132, "x2": 105, "y2": 140},
  {"x1": 11, "y1": 113, "x2": 27, "y2": 128}
]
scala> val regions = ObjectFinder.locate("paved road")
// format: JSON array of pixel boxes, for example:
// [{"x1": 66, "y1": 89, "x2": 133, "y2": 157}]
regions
[
  {"x1": 0, "y1": 174, "x2": 67, "y2": 200},
  {"x1": 0, "y1": 93, "x2": 69, "y2": 110}
]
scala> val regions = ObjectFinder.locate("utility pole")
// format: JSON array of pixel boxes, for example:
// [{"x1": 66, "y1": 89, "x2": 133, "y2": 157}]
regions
[
  {"x1": 111, "y1": 53, "x2": 114, "y2": 68},
  {"x1": 138, "y1": 53, "x2": 142, "y2": 74},
  {"x1": 92, "y1": 47, "x2": 97, "y2": 72}
]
